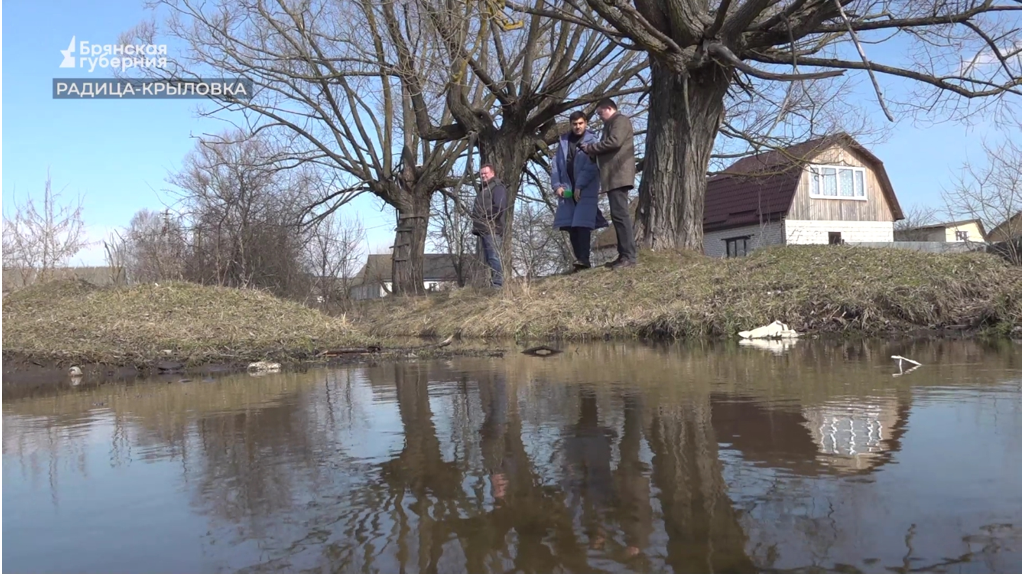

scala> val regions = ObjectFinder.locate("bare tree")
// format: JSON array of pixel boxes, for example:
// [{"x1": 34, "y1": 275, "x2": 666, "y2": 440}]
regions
[
  {"x1": 943, "y1": 131, "x2": 1022, "y2": 262},
  {"x1": 510, "y1": 194, "x2": 570, "y2": 278},
  {"x1": 429, "y1": 184, "x2": 478, "y2": 287},
  {"x1": 103, "y1": 229, "x2": 129, "y2": 286},
  {"x1": 168, "y1": 130, "x2": 314, "y2": 297},
  {"x1": 122, "y1": 208, "x2": 188, "y2": 283},
  {"x1": 387, "y1": 0, "x2": 648, "y2": 255},
  {"x1": 305, "y1": 212, "x2": 366, "y2": 309},
  {"x1": 134, "y1": 0, "x2": 651, "y2": 293},
  {"x1": 2, "y1": 172, "x2": 88, "y2": 286},
  {"x1": 131, "y1": 0, "x2": 466, "y2": 296},
  {"x1": 893, "y1": 204, "x2": 941, "y2": 235},
  {"x1": 533, "y1": 0, "x2": 1021, "y2": 251}
]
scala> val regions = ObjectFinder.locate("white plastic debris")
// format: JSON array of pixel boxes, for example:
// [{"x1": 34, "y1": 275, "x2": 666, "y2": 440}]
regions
[
  {"x1": 738, "y1": 320, "x2": 801, "y2": 339},
  {"x1": 247, "y1": 361, "x2": 281, "y2": 373},
  {"x1": 739, "y1": 338, "x2": 798, "y2": 355},
  {"x1": 891, "y1": 355, "x2": 922, "y2": 377},
  {"x1": 890, "y1": 355, "x2": 921, "y2": 367}
]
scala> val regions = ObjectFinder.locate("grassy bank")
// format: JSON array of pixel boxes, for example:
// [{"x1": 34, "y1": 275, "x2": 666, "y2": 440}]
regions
[
  {"x1": 2, "y1": 280, "x2": 375, "y2": 367},
  {"x1": 350, "y1": 246, "x2": 1022, "y2": 340}
]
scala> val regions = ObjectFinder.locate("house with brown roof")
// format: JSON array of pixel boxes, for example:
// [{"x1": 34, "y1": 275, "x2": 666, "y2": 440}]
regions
[
  {"x1": 596, "y1": 133, "x2": 905, "y2": 258},
  {"x1": 986, "y1": 210, "x2": 1022, "y2": 243},
  {"x1": 894, "y1": 219, "x2": 987, "y2": 243},
  {"x1": 349, "y1": 253, "x2": 464, "y2": 300}
]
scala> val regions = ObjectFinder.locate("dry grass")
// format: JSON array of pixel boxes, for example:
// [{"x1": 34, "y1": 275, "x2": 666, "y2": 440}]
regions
[
  {"x1": 350, "y1": 246, "x2": 1023, "y2": 340},
  {"x1": 2, "y1": 280, "x2": 372, "y2": 365}
]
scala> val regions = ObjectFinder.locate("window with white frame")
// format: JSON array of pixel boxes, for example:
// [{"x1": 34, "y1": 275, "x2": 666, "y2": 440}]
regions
[{"x1": 809, "y1": 165, "x2": 867, "y2": 199}]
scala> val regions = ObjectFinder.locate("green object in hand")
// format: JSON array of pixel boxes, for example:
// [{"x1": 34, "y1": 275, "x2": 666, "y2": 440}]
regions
[{"x1": 563, "y1": 188, "x2": 574, "y2": 199}]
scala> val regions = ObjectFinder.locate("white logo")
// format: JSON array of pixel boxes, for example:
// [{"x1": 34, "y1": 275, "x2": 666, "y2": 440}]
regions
[
  {"x1": 60, "y1": 36, "x2": 76, "y2": 68},
  {"x1": 57, "y1": 38, "x2": 168, "y2": 72}
]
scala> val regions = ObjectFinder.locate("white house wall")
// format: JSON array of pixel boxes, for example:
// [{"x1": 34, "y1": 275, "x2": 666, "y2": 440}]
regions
[
  {"x1": 704, "y1": 222, "x2": 784, "y2": 257},
  {"x1": 944, "y1": 222, "x2": 986, "y2": 242},
  {"x1": 784, "y1": 220, "x2": 894, "y2": 244}
]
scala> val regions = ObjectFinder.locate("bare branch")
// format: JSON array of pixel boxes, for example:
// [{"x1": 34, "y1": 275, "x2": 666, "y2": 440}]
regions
[
  {"x1": 748, "y1": 53, "x2": 1022, "y2": 97},
  {"x1": 708, "y1": 43, "x2": 844, "y2": 81},
  {"x1": 830, "y1": 0, "x2": 894, "y2": 121}
]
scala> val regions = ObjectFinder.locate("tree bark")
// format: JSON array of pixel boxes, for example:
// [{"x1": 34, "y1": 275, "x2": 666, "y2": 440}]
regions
[
  {"x1": 391, "y1": 191, "x2": 431, "y2": 296},
  {"x1": 635, "y1": 61, "x2": 732, "y2": 252}
]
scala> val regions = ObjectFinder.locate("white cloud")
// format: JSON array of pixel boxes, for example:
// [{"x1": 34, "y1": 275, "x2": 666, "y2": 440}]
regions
[{"x1": 959, "y1": 42, "x2": 1022, "y2": 74}]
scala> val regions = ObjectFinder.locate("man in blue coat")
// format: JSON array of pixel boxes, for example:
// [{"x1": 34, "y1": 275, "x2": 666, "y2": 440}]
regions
[{"x1": 551, "y1": 112, "x2": 609, "y2": 271}]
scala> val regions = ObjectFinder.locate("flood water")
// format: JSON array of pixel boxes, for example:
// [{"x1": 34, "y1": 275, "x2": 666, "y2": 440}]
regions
[{"x1": 3, "y1": 339, "x2": 1021, "y2": 574}]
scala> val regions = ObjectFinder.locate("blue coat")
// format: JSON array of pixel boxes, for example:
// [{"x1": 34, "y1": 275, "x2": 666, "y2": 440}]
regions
[{"x1": 551, "y1": 129, "x2": 609, "y2": 230}]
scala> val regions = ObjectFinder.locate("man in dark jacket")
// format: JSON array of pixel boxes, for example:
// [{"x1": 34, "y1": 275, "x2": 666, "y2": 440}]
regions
[
  {"x1": 472, "y1": 164, "x2": 508, "y2": 287},
  {"x1": 582, "y1": 98, "x2": 637, "y2": 269}
]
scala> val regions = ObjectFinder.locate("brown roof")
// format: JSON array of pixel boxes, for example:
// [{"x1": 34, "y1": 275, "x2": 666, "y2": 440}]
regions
[
  {"x1": 351, "y1": 253, "x2": 462, "y2": 284},
  {"x1": 987, "y1": 211, "x2": 1022, "y2": 242},
  {"x1": 597, "y1": 133, "x2": 904, "y2": 246},
  {"x1": 703, "y1": 168, "x2": 802, "y2": 232}
]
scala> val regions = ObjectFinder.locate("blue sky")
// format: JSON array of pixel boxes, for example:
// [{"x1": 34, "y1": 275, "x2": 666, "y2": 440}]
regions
[{"x1": 2, "y1": 2, "x2": 1018, "y2": 267}]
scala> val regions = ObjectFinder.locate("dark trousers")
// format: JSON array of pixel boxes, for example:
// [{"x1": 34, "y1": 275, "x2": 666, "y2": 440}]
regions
[
  {"x1": 568, "y1": 227, "x2": 592, "y2": 266},
  {"x1": 607, "y1": 187, "x2": 637, "y2": 262},
  {"x1": 478, "y1": 233, "x2": 503, "y2": 287}
]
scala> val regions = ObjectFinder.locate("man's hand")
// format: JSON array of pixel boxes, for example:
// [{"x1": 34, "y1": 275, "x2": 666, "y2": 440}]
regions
[
  {"x1": 573, "y1": 188, "x2": 580, "y2": 202},
  {"x1": 555, "y1": 186, "x2": 565, "y2": 199}
]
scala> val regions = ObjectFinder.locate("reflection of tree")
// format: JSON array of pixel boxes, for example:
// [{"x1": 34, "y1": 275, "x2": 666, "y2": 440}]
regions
[
  {"x1": 647, "y1": 397, "x2": 756, "y2": 573},
  {"x1": 377, "y1": 362, "x2": 465, "y2": 573},
  {"x1": 448, "y1": 372, "x2": 588, "y2": 574},
  {"x1": 190, "y1": 396, "x2": 325, "y2": 540},
  {"x1": 16, "y1": 340, "x2": 1016, "y2": 573},
  {"x1": 2, "y1": 411, "x2": 97, "y2": 510},
  {"x1": 380, "y1": 363, "x2": 463, "y2": 498}
]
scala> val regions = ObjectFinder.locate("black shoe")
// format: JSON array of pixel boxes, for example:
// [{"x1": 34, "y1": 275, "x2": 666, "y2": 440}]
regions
[
  {"x1": 603, "y1": 257, "x2": 623, "y2": 269},
  {"x1": 573, "y1": 261, "x2": 591, "y2": 271},
  {"x1": 610, "y1": 258, "x2": 636, "y2": 270}
]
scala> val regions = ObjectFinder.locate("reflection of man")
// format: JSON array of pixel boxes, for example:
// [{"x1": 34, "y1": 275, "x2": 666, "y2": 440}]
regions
[
  {"x1": 479, "y1": 372, "x2": 512, "y2": 502},
  {"x1": 562, "y1": 388, "x2": 618, "y2": 552},
  {"x1": 612, "y1": 392, "x2": 652, "y2": 560}
]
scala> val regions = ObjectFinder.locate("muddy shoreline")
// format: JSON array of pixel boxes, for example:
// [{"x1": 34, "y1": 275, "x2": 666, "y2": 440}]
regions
[
  {"x1": 0, "y1": 345, "x2": 509, "y2": 388},
  {"x1": 4, "y1": 326, "x2": 1014, "y2": 390}
]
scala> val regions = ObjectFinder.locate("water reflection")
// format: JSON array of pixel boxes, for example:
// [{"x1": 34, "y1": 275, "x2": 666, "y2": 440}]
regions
[
  {"x1": 3, "y1": 340, "x2": 1021, "y2": 573},
  {"x1": 711, "y1": 392, "x2": 911, "y2": 476}
]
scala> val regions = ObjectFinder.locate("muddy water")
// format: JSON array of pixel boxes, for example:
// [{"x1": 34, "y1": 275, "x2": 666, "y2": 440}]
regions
[{"x1": 3, "y1": 340, "x2": 1021, "y2": 573}]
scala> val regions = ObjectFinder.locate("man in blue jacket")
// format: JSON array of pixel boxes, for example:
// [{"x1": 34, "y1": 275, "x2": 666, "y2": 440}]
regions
[{"x1": 551, "y1": 111, "x2": 609, "y2": 271}]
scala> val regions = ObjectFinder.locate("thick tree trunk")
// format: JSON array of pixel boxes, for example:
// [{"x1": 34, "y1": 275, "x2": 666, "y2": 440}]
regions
[
  {"x1": 635, "y1": 61, "x2": 731, "y2": 252},
  {"x1": 391, "y1": 192, "x2": 431, "y2": 296}
]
